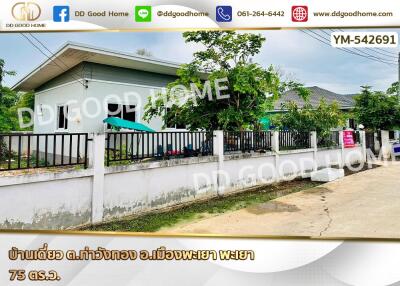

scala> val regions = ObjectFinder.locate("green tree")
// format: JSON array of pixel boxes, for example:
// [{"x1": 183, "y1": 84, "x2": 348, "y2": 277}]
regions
[
  {"x1": 0, "y1": 87, "x2": 20, "y2": 131},
  {"x1": 144, "y1": 31, "x2": 308, "y2": 131},
  {"x1": 0, "y1": 59, "x2": 35, "y2": 132},
  {"x1": 0, "y1": 59, "x2": 17, "y2": 160},
  {"x1": 0, "y1": 59, "x2": 19, "y2": 132},
  {"x1": 16, "y1": 91, "x2": 35, "y2": 111},
  {"x1": 353, "y1": 85, "x2": 400, "y2": 131},
  {"x1": 0, "y1": 59, "x2": 16, "y2": 83},
  {"x1": 0, "y1": 59, "x2": 37, "y2": 161},
  {"x1": 272, "y1": 99, "x2": 346, "y2": 145},
  {"x1": 15, "y1": 91, "x2": 35, "y2": 129},
  {"x1": 386, "y1": 81, "x2": 400, "y2": 97}
]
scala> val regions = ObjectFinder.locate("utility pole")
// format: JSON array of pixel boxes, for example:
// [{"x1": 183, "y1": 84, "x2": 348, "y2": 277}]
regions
[
  {"x1": 398, "y1": 52, "x2": 400, "y2": 102},
  {"x1": 398, "y1": 52, "x2": 400, "y2": 140}
]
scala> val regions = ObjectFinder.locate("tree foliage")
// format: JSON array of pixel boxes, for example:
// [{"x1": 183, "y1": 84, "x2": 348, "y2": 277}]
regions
[
  {"x1": 386, "y1": 81, "x2": 400, "y2": 96},
  {"x1": 353, "y1": 85, "x2": 400, "y2": 131},
  {"x1": 144, "y1": 31, "x2": 308, "y2": 131},
  {"x1": 272, "y1": 99, "x2": 346, "y2": 144},
  {"x1": 0, "y1": 59, "x2": 34, "y2": 132},
  {"x1": 0, "y1": 87, "x2": 20, "y2": 132},
  {"x1": 0, "y1": 59, "x2": 18, "y2": 132}
]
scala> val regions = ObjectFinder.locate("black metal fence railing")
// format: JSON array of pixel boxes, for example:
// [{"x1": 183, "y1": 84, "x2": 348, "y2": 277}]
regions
[
  {"x1": 279, "y1": 131, "x2": 311, "y2": 150},
  {"x1": 224, "y1": 131, "x2": 272, "y2": 153},
  {"x1": 0, "y1": 129, "x2": 365, "y2": 170},
  {"x1": 106, "y1": 131, "x2": 214, "y2": 166},
  {"x1": 0, "y1": 133, "x2": 89, "y2": 171},
  {"x1": 318, "y1": 131, "x2": 340, "y2": 148}
]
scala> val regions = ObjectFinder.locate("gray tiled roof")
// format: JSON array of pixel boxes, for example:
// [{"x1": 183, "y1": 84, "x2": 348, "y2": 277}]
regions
[{"x1": 274, "y1": 86, "x2": 356, "y2": 111}]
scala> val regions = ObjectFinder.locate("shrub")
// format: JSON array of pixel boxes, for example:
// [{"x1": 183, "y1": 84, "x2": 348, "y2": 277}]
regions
[
  {"x1": 273, "y1": 99, "x2": 345, "y2": 143},
  {"x1": 0, "y1": 137, "x2": 11, "y2": 162}
]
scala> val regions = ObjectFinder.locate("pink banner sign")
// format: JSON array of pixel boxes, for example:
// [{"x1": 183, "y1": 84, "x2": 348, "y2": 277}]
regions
[{"x1": 343, "y1": 130, "x2": 355, "y2": 148}]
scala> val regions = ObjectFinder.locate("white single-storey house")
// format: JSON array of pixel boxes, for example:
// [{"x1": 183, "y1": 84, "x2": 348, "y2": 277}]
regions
[{"x1": 13, "y1": 42, "x2": 204, "y2": 134}]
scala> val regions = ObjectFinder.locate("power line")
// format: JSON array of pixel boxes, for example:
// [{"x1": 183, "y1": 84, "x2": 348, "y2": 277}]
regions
[
  {"x1": 25, "y1": 33, "x2": 87, "y2": 86},
  {"x1": 365, "y1": 48, "x2": 398, "y2": 59},
  {"x1": 334, "y1": 28, "x2": 399, "y2": 56},
  {"x1": 20, "y1": 33, "x2": 87, "y2": 88},
  {"x1": 315, "y1": 29, "x2": 397, "y2": 64},
  {"x1": 301, "y1": 30, "x2": 397, "y2": 66},
  {"x1": 316, "y1": 29, "x2": 397, "y2": 64},
  {"x1": 374, "y1": 47, "x2": 399, "y2": 56},
  {"x1": 323, "y1": 29, "x2": 396, "y2": 61},
  {"x1": 28, "y1": 33, "x2": 73, "y2": 71},
  {"x1": 304, "y1": 30, "x2": 378, "y2": 62},
  {"x1": 328, "y1": 29, "x2": 398, "y2": 60}
]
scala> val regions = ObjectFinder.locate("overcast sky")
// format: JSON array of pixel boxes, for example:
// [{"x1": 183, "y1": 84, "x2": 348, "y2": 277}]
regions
[{"x1": 0, "y1": 30, "x2": 398, "y2": 94}]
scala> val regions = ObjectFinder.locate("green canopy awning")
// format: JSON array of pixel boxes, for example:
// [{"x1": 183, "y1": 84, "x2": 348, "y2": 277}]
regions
[{"x1": 103, "y1": 117, "x2": 156, "y2": 132}]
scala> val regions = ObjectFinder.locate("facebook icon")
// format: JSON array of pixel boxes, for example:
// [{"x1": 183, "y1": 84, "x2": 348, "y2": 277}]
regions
[{"x1": 53, "y1": 6, "x2": 70, "y2": 22}]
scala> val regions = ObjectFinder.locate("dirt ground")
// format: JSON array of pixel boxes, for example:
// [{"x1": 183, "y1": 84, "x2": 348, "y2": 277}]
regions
[{"x1": 160, "y1": 162, "x2": 400, "y2": 239}]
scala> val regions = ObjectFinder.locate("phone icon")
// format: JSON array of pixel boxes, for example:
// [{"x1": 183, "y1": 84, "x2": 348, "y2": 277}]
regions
[{"x1": 216, "y1": 6, "x2": 232, "y2": 22}]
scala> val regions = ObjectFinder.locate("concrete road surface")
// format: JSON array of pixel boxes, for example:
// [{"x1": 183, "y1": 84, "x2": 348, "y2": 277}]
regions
[{"x1": 161, "y1": 162, "x2": 400, "y2": 239}]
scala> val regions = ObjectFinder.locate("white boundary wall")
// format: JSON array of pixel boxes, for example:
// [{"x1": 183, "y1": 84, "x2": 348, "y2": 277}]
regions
[{"x1": 0, "y1": 131, "x2": 367, "y2": 230}]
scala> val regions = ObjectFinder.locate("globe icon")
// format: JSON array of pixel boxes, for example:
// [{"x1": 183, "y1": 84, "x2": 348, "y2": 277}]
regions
[{"x1": 293, "y1": 7, "x2": 308, "y2": 21}]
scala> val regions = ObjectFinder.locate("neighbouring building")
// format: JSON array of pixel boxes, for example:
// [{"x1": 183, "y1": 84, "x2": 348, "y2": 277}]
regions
[{"x1": 267, "y1": 86, "x2": 357, "y2": 129}]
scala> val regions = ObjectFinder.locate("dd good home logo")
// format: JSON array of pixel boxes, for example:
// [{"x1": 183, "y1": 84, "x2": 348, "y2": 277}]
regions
[{"x1": 12, "y1": 2, "x2": 41, "y2": 21}]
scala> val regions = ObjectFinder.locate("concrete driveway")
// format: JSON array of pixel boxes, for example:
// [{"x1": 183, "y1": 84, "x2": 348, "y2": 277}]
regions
[{"x1": 161, "y1": 162, "x2": 400, "y2": 238}]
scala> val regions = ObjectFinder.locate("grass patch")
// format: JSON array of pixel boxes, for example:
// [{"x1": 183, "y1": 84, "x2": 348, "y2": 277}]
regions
[{"x1": 84, "y1": 179, "x2": 320, "y2": 233}]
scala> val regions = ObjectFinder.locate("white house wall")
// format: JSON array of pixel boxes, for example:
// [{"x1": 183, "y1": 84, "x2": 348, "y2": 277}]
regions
[
  {"x1": 34, "y1": 81, "x2": 86, "y2": 134},
  {"x1": 84, "y1": 80, "x2": 164, "y2": 133},
  {"x1": 34, "y1": 79, "x2": 165, "y2": 135},
  {"x1": 32, "y1": 82, "x2": 87, "y2": 159}
]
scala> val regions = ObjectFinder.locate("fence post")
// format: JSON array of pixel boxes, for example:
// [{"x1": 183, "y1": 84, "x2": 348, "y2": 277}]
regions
[
  {"x1": 88, "y1": 133, "x2": 94, "y2": 168},
  {"x1": 213, "y1": 130, "x2": 224, "y2": 157},
  {"x1": 91, "y1": 133, "x2": 105, "y2": 224},
  {"x1": 373, "y1": 132, "x2": 379, "y2": 154},
  {"x1": 339, "y1": 130, "x2": 345, "y2": 168},
  {"x1": 359, "y1": 130, "x2": 367, "y2": 163},
  {"x1": 271, "y1": 131, "x2": 280, "y2": 181},
  {"x1": 381, "y1": 130, "x2": 391, "y2": 160},
  {"x1": 310, "y1": 131, "x2": 318, "y2": 171},
  {"x1": 271, "y1": 130, "x2": 280, "y2": 152},
  {"x1": 213, "y1": 130, "x2": 225, "y2": 196}
]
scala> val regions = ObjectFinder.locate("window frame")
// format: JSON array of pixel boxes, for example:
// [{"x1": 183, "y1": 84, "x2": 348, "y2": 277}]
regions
[
  {"x1": 106, "y1": 103, "x2": 136, "y2": 130},
  {"x1": 56, "y1": 104, "x2": 69, "y2": 132}
]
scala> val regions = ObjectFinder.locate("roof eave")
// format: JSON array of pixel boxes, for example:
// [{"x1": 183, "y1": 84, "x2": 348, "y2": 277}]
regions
[{"x1": 12, "y1": 42, "x2": 208, "y2": 92}]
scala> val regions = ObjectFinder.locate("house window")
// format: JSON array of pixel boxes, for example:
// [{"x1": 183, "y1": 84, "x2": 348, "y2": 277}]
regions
[
  {"x1": 57, "y1": 105, "x2": 69, "y2": 130},
  {"x1": 108, "y1": 103, "x2": 122, "y2": 119},
  {"x1": 122, "y1": 105, "x2": 136, "y2": 122},
  {"x1": 107, "y1": 103, "x2": 136, "y2": 129},
  {"x1": 165, "y1": 108, "x2": 186, "y2": 129}
]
